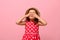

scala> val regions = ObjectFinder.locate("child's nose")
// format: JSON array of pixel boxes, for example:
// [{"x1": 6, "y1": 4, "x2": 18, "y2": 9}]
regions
[{"x1": 30, "y1": 13, "x2": 34, "y2": 15}]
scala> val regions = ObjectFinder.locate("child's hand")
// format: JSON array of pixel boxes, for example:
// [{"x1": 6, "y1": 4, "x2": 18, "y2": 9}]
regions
[
  {"x1": 25, "y1": 13, "x2": 30, "y2": 17},
  {"x1": 33, "y1": 13, "x2": 39, "y2": 18}
]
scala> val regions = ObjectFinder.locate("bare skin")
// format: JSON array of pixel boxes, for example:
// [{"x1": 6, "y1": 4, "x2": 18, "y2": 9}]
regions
[
  {"x1": 16, "y1": 10, "x2": 47, "y2": 26},
  {"x1": 16, "y1": 13, "x2": 30, "y2": 25}
]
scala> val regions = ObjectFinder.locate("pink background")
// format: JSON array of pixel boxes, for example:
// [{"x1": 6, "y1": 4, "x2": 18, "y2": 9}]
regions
[{"x1": 0, "y1": 0, "x2": 60, "y2": 40}]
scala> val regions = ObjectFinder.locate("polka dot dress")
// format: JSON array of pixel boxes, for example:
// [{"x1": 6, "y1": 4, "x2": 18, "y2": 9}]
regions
[{"x1": 22, "y1": 20, "x2": 40, "y2": 40}]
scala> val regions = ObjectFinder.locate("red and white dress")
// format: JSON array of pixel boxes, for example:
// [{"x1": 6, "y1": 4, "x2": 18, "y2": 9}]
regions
[{"x1": 22, "y1": 20, "x2": 40, "y2": 40}]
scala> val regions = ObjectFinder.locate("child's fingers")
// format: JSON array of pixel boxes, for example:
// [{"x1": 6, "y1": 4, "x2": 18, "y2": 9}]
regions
[{"x1": 26, "y1": 13, "x2": 30, "y2": 17}]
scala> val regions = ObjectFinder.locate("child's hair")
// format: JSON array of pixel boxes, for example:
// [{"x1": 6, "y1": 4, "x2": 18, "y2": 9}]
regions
[{"x1": 25, "y1": 7, "x2": 40, "y2": 24}]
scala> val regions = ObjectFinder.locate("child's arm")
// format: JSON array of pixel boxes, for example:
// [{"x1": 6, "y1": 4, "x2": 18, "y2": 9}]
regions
[
  {"x1": 16, "y1": 14, "x2": 30, "y2": 25},
  {"x1": 16, "y1": 15, "x2": 26, "y2": 25},
  {"x1": 37, "y1": 17, "x2": 47, "y2": 26},
  {"x1": 34, "y1": 14, "x2": 47, "y2": 26}
]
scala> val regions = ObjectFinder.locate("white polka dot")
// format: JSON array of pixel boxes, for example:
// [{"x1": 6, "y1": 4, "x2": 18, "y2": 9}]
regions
[
  {"x1": 32, "y1": 36, "x2": 34, "y2": 38},
  {"x1": 24, "y1": 38, "x2": 25, "y2": 40},
  {"x1": 28, "y1": 25, "x2": 30, "y2": 27},
  {"x1": 29, "y1": 26, "x2": 31, "y2": 28},
  {"x1": 26, "y1": 36, "x2": 27, "y2": 38},
  {"x1": 27, "y1": 39, "x2": 28, "y2": 40},
  {"x1": 31, "y1": 28, "x2": 33, "y2": 30},
  {"x1": 33, "y1": 27, "x2": 35, "y2": 29},
  {"x1": 35, "y1": 36, "x2": 36, "y2": 39},
  {"x1": 29, "y1": 36, "x2": 30, "y2": 38},
  {"x1": 31, "y1": 39, "x2": 32, "y2": 40},
  {"x1": 29, "y1": 30, "x2": 31, "y2": 32},
  {"x1": 35, "y1": 29, "x2": 37, "y2": 30},
  {"x1": 38, "y1": 39, "x2": 39, "y2": 40},
  {"x1": 33, "y1": 30, "x2": 35, "y2": 32},
  {"x1": 28, "y1": 29, "x2": 29, "y2": 30}
]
